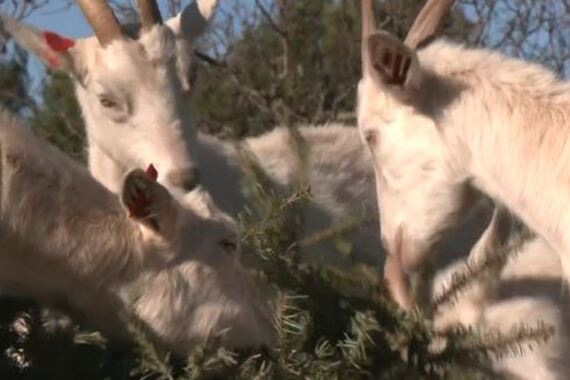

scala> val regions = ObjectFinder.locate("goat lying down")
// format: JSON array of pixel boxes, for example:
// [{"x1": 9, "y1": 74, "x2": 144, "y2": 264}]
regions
[{"x1": 0, "y1": 109, "x2": 273, "y2": 355}]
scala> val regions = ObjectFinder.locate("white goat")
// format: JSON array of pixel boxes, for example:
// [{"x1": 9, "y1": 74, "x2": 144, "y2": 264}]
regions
[
  {"x1": 0, "y1": 108, "x2": 273, "y2": 355},
  {"x1": 0, "y1": 0, "x2": 217, "y2": 193},
  {"x1": 358, "y1": 0, "x2": 570, "y2": 308}
]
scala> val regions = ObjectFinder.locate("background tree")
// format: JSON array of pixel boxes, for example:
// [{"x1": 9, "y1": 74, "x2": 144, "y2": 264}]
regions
[
  {"x1": 0, "y1": 46, "x2": 29, "y2": 114},
  {"x1": 29, "y1": 72, "x2": 85, "y2": 162},
  {"x1": 20, "y1": 0, "x2": 570, "y2": 143}
]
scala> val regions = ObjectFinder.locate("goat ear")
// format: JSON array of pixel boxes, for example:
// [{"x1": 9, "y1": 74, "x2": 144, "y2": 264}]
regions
[
  {"x1": 367, "y1": 31, "x2": 420, "y2": 89},
  {"x1": 165, "y1": 0, "x2": 218, "y2": 43},
  {"x1": 0, "y1": 13, "x2": 80, "y2": 74},
  {"x1": 121, "y1": 165, "x2": 179, "y2": 238},
  {"x1": 164, "y1": 0, "x2": 217, "y2": 92}
]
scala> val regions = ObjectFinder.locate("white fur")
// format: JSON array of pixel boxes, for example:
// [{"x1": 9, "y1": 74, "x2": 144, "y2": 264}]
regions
[
  {"x1": 195, "y1": 125, "x2": 382, "y2": 264},
  {"x1": 358, "y1": 32, "x2": 570, "y2": 306},
  {"x1": 1, "y1": 0, "x2": 217, "y2": 193},
  {"x1": 0, "y1": 109, "x2": 273, "y2": 355}
]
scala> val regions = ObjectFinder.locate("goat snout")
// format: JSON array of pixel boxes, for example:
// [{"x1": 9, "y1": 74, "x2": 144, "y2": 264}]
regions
[{"x1": 166, "y1": 167, "x2": 200, "y2": 192}]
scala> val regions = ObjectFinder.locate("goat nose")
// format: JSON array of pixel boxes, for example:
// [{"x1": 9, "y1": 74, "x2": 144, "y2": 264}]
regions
[{"x1": 166, "y1": 167, "x2": 200, "y2": 192}]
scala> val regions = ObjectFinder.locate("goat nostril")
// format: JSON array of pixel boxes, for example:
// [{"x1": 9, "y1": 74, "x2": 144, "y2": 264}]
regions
[{"x1": 167, "y1": 167, "x2": 200, "y2": 192}]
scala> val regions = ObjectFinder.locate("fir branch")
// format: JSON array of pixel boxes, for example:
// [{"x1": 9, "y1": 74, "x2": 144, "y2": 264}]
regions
[
  {"x1": 184, "y1": 330, "x2": 239, "y2": 380},
  {"x1": 73, "y1": 331, "x2": 107, "y2": 348},
  {"x1": 338, "y1": 311, "x2": 381, "y2": 369},
  {"x1": 275, "y1": 293, "x2": 312, "y2": 351},
  {"x1": 432, "y1": 321, "x2": 554, "y2": 372},
  {"x1": 120, "y1": 311, "x2": 174, "y2": 380},
  {"x1": 431, "y1": 227, "x2": 534, "y2": 312}
]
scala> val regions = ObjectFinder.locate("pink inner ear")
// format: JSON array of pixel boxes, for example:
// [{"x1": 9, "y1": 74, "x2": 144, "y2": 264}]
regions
[
  {"x1": 43, "y1": 31, "x2": 75, "y2": 53},
  {"x1": 146, "y1": 164, "x2": 158, "y2": 181}
]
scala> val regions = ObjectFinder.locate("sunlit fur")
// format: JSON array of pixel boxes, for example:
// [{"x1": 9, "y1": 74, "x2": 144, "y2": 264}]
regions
[
  {"x1": 0, "y1": 109, "x2": 273, "y2": 355},
  {"x1": 358, "y1": 34, "x2": 570, "y2": 304},
  {"x1": 75, "y1": 25, "x2": 197, "y2": 193},
  {"x1": 3, "y1": 0, "x2": 432, "y2": 267}
]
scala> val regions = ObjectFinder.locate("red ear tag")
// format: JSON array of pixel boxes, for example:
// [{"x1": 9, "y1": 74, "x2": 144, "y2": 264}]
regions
[
  {"x1": 43, "y1": 32, "x2": 76, "y2": 52},
  {"x1": 128, "y1": 193, "x2": 151, "y2": 218},
  {"x1": 146, "y1": 164, "x2": 158, "y2": 181},
  {"x1": 128, "y1": 165, "x2": 159, "y2": 218}
]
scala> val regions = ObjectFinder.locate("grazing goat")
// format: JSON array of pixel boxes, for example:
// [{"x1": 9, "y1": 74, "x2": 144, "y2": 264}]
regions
[
  {"x1": 358, "y1": 0, "x2": 570, "y2": 308},
  {"x1": 0, "y1": 109, "x2": 273, "y2": 355}
]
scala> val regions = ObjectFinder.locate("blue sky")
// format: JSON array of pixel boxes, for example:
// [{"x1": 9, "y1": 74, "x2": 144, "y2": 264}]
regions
[{"x1": 26, "y1": 1, "x2": 91, "y2": 38}]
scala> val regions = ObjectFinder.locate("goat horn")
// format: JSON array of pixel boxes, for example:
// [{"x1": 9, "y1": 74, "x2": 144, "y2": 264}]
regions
[
  {"x1": 404, "y1": 0, "x2": 455, "y2": 49},
  {"x1": 361, "y1": 0, "x2": 376, "y2": 75},
  {"x1": 76, "y1": 0, "x2": 122, "y2": 46},
  {"x1": 137, "y1": 0, "x2": 163, "y2": 31}
]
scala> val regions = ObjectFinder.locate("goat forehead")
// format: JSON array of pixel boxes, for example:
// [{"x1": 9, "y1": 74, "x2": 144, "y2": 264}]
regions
[
  {"x1": 88, "y1": 38, "x2": 177, "y2": 86},
  {"x1": 137, "y1": 25, "x2": 179, "y2": 64},
  {"x1": 97, "y1": 42, "x2": 157, "y2": 78}
]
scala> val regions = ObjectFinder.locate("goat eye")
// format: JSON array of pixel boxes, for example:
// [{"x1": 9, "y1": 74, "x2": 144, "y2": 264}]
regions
[{"x1": 99, "y1": 97, "x2": 118, "y2": 108}]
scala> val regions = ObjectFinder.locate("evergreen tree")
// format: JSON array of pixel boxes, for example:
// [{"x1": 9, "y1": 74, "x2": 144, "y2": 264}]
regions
[
  {"x1": 192, "y1": 0, "x2": 471, "y2": 138},
  {"x1": 30, "y1": 71, "x2": 85, "y2": 162},
  {"x1": 0, "y1": 46, "x2": 30, "y2": 114}
]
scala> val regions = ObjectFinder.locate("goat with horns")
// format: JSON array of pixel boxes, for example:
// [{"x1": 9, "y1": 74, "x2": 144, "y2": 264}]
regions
[
  {"x1": 0, "y1": 0, "x2": 217, "y2": 193},
  {"x1": 359, "y1": 0, "x2": 570, "y2": 310}
]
